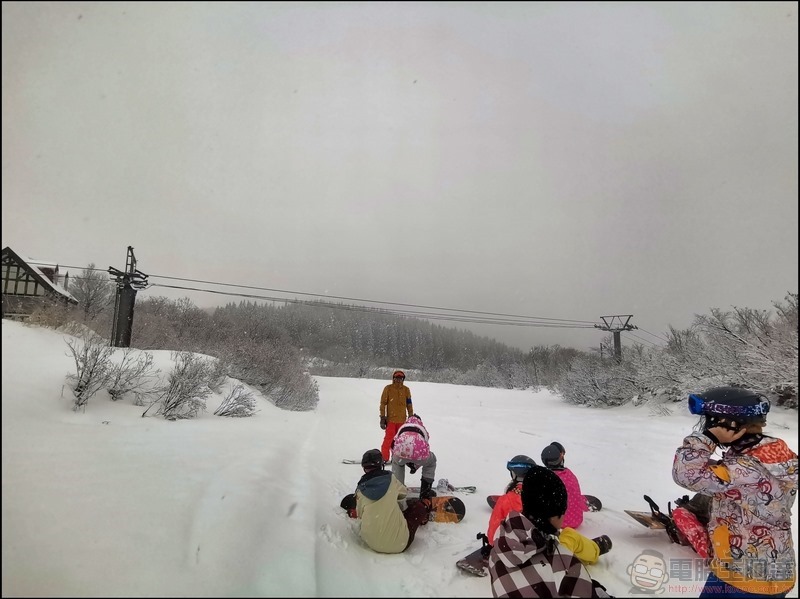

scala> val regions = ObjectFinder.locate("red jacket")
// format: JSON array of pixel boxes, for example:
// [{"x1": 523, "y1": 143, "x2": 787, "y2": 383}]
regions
[{"x1": 487, "y1": 483, "x2": 523, "y2": 544}]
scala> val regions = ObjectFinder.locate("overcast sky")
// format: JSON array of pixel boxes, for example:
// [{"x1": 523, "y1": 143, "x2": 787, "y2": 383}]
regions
[{"x1": 2, "y1": 2, "x2": 797, "y2": 351}]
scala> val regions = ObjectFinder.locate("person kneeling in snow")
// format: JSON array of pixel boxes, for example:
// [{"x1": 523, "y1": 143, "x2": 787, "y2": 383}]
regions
[
  {"x1": 489, "y1": 466, "x2": 612, "y2": 598},
  {"x1": 346, "y1": 449, "x2": 430, "y2": 554},
  {"x1": 487, "y1": 455, "x2": 610, "y2": 568},
  {"x1": 390, "y1": 414, "x2": 438, "y2": 500}
]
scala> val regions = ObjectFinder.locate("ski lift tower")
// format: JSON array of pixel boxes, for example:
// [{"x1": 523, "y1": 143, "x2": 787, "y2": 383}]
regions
[
  {"x1": 108, "y1": 246, "x2": 148, "y2": 348},
  {"x1": 594, "y1": 315, "x2": 637, "y2": 363}
]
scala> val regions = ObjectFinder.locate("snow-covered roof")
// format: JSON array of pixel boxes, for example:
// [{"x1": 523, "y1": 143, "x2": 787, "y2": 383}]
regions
[
  {"x1": 2, "y1": 247, "x2": 78, "y2": 303},
  {"x1": 27, "y1": 260, "x2": 77, "y2": 303}
]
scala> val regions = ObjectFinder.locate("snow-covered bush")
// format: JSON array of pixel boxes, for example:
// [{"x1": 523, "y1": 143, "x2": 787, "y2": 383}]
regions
[
  {"x1": 65, "y1": 332, "x2": 113, "y2": 411},
  {"x1": 214, "y1": 383, "x2": 256, "y2": 417},
  {"x1": 142, "y1": 352, "x2": 213, "y2": 420},
  {"x1": 106, "y1": 348, "x2": 159, "y2": 404},
  {"x1": 556, "y1": 355, "x2": 641, "y2": 406}
]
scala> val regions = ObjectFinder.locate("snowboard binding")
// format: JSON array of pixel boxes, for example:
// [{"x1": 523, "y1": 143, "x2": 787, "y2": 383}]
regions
[
  {"x1": 477, "y1": 532, "x2": 492, "y2": 558},
  {"x1": 643, "y1": 494, "x2": 691, "y2": 546}
]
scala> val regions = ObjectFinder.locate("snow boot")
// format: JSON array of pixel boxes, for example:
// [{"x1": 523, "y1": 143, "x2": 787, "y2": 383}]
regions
[
  {"x1": 593, "y1": 535, "x2": 612, "y2": 555},
  {"x1": 420, "y1": 477, "x2": 437, "y2": 500}
]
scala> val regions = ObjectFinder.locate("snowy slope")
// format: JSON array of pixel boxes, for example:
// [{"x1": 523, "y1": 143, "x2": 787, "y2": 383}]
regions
[{"x1": 2, "y1": 319, "x2": 797, "y2": 597}]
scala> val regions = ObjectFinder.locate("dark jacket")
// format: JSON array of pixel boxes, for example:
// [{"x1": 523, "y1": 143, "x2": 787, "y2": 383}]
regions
[{"x1": 489, "y1": 511, "x2": 609, "y2": 598}]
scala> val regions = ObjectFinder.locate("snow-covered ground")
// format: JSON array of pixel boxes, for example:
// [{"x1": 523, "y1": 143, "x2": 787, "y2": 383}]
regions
[{"x1": 2, "y1": 319, "x2": 797, "y2": 597}]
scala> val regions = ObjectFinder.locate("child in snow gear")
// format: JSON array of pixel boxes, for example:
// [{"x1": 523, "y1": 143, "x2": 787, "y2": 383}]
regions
[
  {"x1": 379, "y1": 370, "x2": 414, "y2": 462},
  {"x1": 349, "y1": 448, "x2": 430, "y2": 554},
  {"x1": 489, "y1": 466, "x2": 612, "y2": 598},
  {"x1": 673, "y1": 387, "x2": 797, "y2": 597},
  {"x1": 390, "y1": 414, "x2": 437, "y2": 499},
  {"x1": 487, "y1": 455, "x2": 608, "y2": 566},
  {"x1": 540, "y1": 441, "x2": 591, "y2": 529}
]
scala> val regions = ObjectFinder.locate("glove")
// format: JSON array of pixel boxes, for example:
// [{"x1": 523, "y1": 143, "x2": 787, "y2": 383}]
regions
[
  {"x1": 380, "y1": 416, "x2": 387, "y2": 430},
  {"x1": 408, "y1": 463, "x2": 419, "y2": 474}
]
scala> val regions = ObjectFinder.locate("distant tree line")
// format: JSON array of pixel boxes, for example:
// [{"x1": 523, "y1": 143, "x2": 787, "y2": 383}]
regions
[{"x1": 26, "y1": 264, "x2": 797, "y2": 411}]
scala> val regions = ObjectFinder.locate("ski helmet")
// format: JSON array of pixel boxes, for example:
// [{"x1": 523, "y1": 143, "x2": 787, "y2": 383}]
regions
[
  {"x1": 541, "y1": 443, "x2": 565, "y2": 469},
  {"x1": 688, "y1": 386, "x2": 770, "y2": 429},
  {"x1": 361, "y1": 448, "x2": 384, "y2": 470},
  {"x1": 392, "y1": 370, "x2": 406, "y2": 380},
  {"x1": 507, "y1": 455, "x2": 537, "y2": 481}
]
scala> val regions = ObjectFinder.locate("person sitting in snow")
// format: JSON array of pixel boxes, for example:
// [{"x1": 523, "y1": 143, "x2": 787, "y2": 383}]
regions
[
  {"x1": 390, "y1": 414, "x2": 438, "y2": 500},
  {"x1": 342, "y1": 448, "x2": 430, "y2": 554},
  {"x1": 489, "y1": 466, "x2": 612, "y2": 598},
  {"x1": 485, "y1": 455, "x2": 611, "y2": 567},
  {"x1": 540, "y1": 441, "x2": 592, "y2": 529}
]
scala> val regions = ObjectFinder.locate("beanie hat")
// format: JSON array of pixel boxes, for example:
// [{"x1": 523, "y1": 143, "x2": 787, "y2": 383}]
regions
[
  {"x1": 541, "y1": 443, "x2": 564, "y2": 469},
  {"x1": 521, "y1": 466, "x2": 568, "y2": 534},
  {"x1": 361, "y1": 448, "x2": 384, "y2": 469},
  {"x1": 392, "y1": 370, "x2": 406, "y2": 379}
]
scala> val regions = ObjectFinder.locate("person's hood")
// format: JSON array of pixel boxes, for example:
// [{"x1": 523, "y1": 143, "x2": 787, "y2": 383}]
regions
[
  {"x1": 740, "y1": 435, "x2": 799, "y2": 483},
  {"x1": 492, "y1": 511, "x2": 556, "y2": 569},
  {"x1": 357, "y1": 469, "x2": 392, "y2": 501},
  {"x1": 405, "y1": 415, "x2": 423, "y2": 427}
]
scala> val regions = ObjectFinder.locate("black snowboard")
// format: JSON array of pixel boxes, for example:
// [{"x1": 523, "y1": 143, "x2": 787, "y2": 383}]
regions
[
  {"x1": 487, "y1": 494, "x2": 602, "y2": 511},
  {"x1": 456, "y1": 547, "x2": 488, "y2": 577}
]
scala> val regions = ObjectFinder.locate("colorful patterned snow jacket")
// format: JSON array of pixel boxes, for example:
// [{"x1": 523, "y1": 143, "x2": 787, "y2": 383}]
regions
[
  {"x1": 489, "y1": 511, "x2": 608, "y2": 598},
  {"x1": 380, "y1": 381, "x2": 413, "y2": 423},
  {"x1": 672, "y1": 432, "x2": 798, "y2": 596},
  {"x1": 552, "y1": 468, "x2": 588, "y2": 529},
  {"x1": 391, "y1": 415, "x2": 430, "y2": 462},
  {"x1": 355, "y1": 468, "x2": 410, "y2": 553},
  {"x1": 488, "y1": 483, "x2": 600, "y2": 566}
]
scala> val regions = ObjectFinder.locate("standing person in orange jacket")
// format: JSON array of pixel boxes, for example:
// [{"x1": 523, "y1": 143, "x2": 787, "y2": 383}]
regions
[{"x1": 379, "y1": 370, "x2": 414, "y2": 462}]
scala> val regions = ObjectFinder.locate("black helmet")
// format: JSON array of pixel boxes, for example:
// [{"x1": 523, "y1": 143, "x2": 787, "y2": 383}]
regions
[
  {"x1": 689, "y1": 386, "x2": 770, "y2": 429},
  {"x1": 507, "y1": 455, "x2": 537, "y2": 481},
  {"x1": 361, "y1": 449, "x2": 384, "y2": 469},
  {"x1": 541, "y1": 443, "x2": 565, "y2": 469}
]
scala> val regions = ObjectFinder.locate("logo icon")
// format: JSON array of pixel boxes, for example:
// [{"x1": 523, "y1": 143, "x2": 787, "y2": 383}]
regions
[{"x1": 627, "y1": 549, "x2": 669, "y2": 594}]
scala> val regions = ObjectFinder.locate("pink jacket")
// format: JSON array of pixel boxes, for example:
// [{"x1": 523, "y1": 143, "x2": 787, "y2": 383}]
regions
[
  {"x1": 391, "y1": 415, "x2": 430, "y2": 462},
  {"x1": 553, "y1": 468, "x2": 587, "y2": 529}
]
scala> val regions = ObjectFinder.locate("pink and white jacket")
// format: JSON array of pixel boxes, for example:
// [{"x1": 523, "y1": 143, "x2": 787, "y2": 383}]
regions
[{"x1": 391, "y1": 415, "x2": 430, "y2": 462}]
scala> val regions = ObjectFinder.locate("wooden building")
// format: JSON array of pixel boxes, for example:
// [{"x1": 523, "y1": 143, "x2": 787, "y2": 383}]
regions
[{"x1": 1, "y1": 246, "x2": 77, "y2": 319}]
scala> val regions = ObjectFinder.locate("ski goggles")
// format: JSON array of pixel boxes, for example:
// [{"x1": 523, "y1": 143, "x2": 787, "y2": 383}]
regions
[{"x1": 688, "y1": 394, "x2": 770, "y2": 417}]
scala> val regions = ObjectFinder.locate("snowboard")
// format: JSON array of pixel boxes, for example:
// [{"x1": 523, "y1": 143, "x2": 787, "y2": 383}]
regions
[
  {"x1": 407, "y1": 495, "x2": 466, "y2": 523},
  {"x1": 487, "y1": 494, "x2": 602, "y2": 512},
  {"x1": 340, "y1": 493, "x2": 466, "y2": 523},
  {"x1": 456, "y1": 547, "x2": 489, "y2": 577},
  {"x1": 624, "y1": 509, "x2": 667, "y2": 529},
  {"x1": 408, "y1": 479, "x2": 477, "y2": 495},
  {"x1": 625, "y1": 495, "x2": 693, "y2": 547}
]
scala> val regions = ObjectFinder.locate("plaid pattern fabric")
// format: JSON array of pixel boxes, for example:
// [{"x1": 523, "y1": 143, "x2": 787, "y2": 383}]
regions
[{"x1": 489, "y1": 511, "x2": 602, "y2": 598}]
